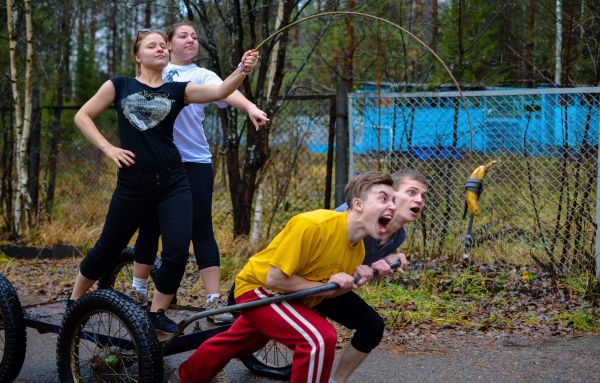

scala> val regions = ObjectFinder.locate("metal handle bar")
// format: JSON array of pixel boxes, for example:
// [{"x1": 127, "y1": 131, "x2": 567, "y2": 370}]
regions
[{"x1": 167, "y1": 261, "x2": 400, "y2": 344}]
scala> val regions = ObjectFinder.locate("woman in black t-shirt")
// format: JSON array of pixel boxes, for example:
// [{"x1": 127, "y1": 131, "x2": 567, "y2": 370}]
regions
[{"x1": 69, "y1": 29, "x2": 259, "y2": 334}]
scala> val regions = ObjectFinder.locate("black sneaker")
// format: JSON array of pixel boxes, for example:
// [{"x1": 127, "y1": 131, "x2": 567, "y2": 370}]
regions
[{"x1": 148, "y1": 309, "x2": 178, "y2": 335}]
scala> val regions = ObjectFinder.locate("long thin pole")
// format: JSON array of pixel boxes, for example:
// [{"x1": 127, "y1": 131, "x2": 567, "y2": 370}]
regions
[
  {"x1": 463, "y1": 213, "x2": 475, "y2": 260},
  {"x1": 253, "y1": 11, "x2": 474, "y2": 150},
  {"x1": 596, "y1": 103, "x2": 600, "y2": 282},
  {"x1": 164, "y1": 261, "x2": 400, "y2": 346}
]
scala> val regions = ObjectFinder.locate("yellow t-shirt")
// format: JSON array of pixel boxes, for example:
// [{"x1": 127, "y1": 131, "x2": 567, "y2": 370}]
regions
[{"x1": 234, "y1": 209, "x2": 365, "y2": 307}]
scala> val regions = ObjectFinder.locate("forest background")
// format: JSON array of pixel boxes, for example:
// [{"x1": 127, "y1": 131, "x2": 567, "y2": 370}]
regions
[
  {"x1": 2, "y1": 0, "x2": 600, "y2": 240},
  {"x1": 1, "y1": 0, "x2": 600, "y2": 336}
]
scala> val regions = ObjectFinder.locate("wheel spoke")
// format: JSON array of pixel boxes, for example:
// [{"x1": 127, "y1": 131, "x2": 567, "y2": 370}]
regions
[
  {"x1": 70, "y1": 310, "x2": 140, "y2": 382},
  {"x1": 255, "y1": 340, "x2": 292, "y2": 368}
]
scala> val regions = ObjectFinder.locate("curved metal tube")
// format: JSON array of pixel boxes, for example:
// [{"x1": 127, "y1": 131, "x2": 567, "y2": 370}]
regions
[{"x1": 254, "y1": 10, "x2": 473, "y2": 148}]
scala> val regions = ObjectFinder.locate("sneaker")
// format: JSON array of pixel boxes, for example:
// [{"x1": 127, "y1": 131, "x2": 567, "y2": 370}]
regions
[
  {"x1": 168, "y1": 367, "x2": 181, "y2": 383},
  {"x1": 148, "y1": 309, "x2": 178, "y2": 335},
  {"x1": 205, "y1": 297, "x2": 234, "y2": 325},
  {"x1": 125, "y1": 287, "x2": 148, "y2": 306}
]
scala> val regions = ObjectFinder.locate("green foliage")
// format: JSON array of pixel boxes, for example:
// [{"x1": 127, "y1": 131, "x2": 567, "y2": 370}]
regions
[
  {"x1": 563, "y1": 274, "x2": 588, "y2": 295},
  {"x1": 359, "y1": 265, "x2": 599, "y2": 334},
  {"x1": 553, "y1": 306, "x2": 598, "y2": 332},
  {"x1": 74, "y1": 30, "x2": 102, "y2": 104},
  {"x1": 435, "y1": 1, "x2": 518, "y2": 85},
  {"x1": 0, "y1": 252, "x2": 15, "y2": 268}
]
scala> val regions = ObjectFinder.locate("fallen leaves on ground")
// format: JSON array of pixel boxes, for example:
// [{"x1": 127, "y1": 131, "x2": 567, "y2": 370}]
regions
[{"x1": 1, "y1": 254, "x2": 598, "y2": 352}]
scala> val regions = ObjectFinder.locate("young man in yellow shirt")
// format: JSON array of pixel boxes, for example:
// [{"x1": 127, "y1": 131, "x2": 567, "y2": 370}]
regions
[
  {"x1": 172, "y1": 171, "x2": 397, "y2": 383},
  {"x1": 325, "y1": 168, "x2": 428, "y2": 383}
]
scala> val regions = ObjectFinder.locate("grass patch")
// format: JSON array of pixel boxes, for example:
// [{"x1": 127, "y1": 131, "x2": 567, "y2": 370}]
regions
[
  {"x1": 553, "y1": 306, "x2": 598, "y2": 332},
  {"x1": 0, "y1": 252, "x2": 16, "y2": 268},
  {"x1": 358, "y1": 262, "x2": 599, "y2": 336}
]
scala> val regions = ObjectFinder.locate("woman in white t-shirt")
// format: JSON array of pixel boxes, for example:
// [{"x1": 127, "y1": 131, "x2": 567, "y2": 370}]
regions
[{"x1": 131, "y1": 21, "x2": 269, "y2": 324}]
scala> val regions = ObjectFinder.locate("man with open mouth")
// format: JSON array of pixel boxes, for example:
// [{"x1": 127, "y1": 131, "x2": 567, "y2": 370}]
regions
[
  {"x1": 325, "y1": 168, "x2": 428, "y2": 383},
  {"x1": 171, "y1": 171, "x2": 396, "y2": 383}
]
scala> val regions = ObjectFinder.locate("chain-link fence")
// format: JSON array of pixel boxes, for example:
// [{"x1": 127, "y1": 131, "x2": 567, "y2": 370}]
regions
[
  {"x1": 206, "y1": 95, "x2": 336, "y2": 239},
  {"x1": 2, "y1": 88, "x2": 598, "y2": 276},
  {"x1": 349, "y1": 87, "x2": 599, "y2": 275},
  {"x1": 1, "y1": 95, "x2": 337, "y2": 247}
]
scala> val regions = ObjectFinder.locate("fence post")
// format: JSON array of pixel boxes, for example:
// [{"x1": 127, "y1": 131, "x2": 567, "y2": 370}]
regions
[
  {"x1": 335, "y1": 79, "x2": 349, "y2": 206},
  {"x1": 596, "y1": 110, "x2": 600, "y2": 281},
  {"x1": 324, "y1": 97, "x2": 336, "y2": 209}
]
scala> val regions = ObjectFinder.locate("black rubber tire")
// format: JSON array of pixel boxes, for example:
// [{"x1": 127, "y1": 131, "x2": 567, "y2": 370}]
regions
[
  {"x1": 240, "y1": 339, "x2": 292, "y2": 380},
  {"x1": 97, "y1": 248, "x2": 167, "y2": 305},
  {"x1": 0, "y1": 272, "x2": 26, "y2": 382},
  {"x1": 56, "y1": 289, "x2": 163, "y2": 383},
  {"x1": 226, "y1": 282, "x2": 241, "y2": 318},
  {"x1": 97, "y1": 247, "x2": 136, "y2": 290}
]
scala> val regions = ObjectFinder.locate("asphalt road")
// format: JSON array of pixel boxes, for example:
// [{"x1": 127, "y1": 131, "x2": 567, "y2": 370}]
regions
[{"x1": 14, "y1": 327, "x2": 600, "y2": 383}]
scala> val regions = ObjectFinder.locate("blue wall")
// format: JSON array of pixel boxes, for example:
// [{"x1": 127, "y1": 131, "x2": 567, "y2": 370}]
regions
[{"x1": 309, "y1": 91, "x2": 599, "y2": 157}]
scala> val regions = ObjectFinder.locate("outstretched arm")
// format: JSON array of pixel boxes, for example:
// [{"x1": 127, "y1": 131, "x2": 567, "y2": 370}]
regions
[
  {"x1": 184, "y1": 50, "x2": 259, "y2": 104},
  {"x1": 74, "y1": 81, "x2": 135, "y2": 168},
  {"x1": 225, "y1": 91, "x2": 270, "y2": 130}
]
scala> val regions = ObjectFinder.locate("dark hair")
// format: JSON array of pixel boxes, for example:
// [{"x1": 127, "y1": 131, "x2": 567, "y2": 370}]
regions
[
  {"x1": 131, "y1": 29, "x2": 167, "y2": 76},
  {"x1": 391, "y1": 168, "x2": 428, "y2": 189},
  {"x1": 344, "y1": 172, "x2": 394, "y2": 209},
  {"x1": 166, "y1": 21, "x2": 197, "y2": 42}
]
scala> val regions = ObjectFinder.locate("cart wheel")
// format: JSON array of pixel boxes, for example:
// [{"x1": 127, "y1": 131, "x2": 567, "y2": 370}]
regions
[
  {"x1": 226, "y1": 283, "x2": 240, "y2": 318},
  {"x1": 0, "y1": 272, "x2": 26, "y2": 382},
  {"x1": 241, "y1": 339, "x2": 292, "y2": 380},
  {"x1": 97, "y1": 247, "x2": 136, "y2": 291},
  {"x1": 56, "y1": 289, "x2": 163, "y2": 383},
  {"x1": 98, "y1": 248, "x2": 164, "y2": 305}
]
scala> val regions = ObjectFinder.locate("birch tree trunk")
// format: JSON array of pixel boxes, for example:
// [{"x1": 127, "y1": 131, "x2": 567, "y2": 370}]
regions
[
  {"x1": 6, "y1": 0, "x2": 34, "y2": 238},
  {"x1": 555, "y1": 0, "x2": 562, "y2": 85},
  {"x1": 526, "y1": 0, "x2": 537, "y2": 88},
  {"x1": 251, "y1": 0, "x2": 285, "y2": 242}
]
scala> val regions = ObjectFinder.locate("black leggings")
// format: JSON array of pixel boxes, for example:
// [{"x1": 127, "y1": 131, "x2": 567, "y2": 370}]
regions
[
  {"x1": 134, "y1": 162, "x2": 220, "y2": 270},
  {"x1": 314, "y1": 291, "x2": 385, "y2": 353},
  {"x1": 79, "y1": 168, "x2": 192, "y2": 294}
]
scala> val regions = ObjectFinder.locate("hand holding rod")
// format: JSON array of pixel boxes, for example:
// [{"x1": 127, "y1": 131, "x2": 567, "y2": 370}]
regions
[{"x1": 164, "y1": 261, "x2": 400, "y2": 345}]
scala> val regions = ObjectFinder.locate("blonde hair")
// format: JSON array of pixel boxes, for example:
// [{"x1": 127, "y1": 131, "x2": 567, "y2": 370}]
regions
[{"x1": 131, "y1": 29, "x2": 167, "y2": 76}]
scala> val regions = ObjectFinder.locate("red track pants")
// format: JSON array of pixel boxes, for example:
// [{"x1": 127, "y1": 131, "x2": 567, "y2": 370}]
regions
[{"x1": 178, "y1": 287, "x2": 337, "y2": 383}]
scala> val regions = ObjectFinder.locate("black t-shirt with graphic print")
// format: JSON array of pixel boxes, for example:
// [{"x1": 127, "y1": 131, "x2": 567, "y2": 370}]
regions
[{"x1": 111, "y1": 76, "x2": 189, "y2": 173}]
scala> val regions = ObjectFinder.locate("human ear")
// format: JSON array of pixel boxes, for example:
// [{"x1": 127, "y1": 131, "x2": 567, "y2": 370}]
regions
[{"x1": 352, "y1": 197, "x2": 364, "y2": 212}]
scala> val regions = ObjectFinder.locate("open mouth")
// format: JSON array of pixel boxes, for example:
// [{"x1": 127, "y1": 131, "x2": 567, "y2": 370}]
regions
[
  {"x1": 410, "y1": 207, "x2": 421, "y2": 214},
  {"x1": 378, "y1": 215, "x2": 393, "y2": 228}
]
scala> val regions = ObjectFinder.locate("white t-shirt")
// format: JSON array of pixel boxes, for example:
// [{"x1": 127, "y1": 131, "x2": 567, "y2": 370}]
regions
[{"x1": 162, "y1": 63, "x2": 228, "y2": 163}]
